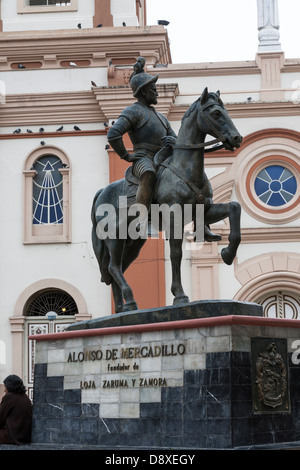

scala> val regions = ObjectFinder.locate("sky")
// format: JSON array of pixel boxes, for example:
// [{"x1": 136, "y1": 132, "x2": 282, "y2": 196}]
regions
[{"x1": 146, "y1": 0, "x2": 300, "y2": 63}]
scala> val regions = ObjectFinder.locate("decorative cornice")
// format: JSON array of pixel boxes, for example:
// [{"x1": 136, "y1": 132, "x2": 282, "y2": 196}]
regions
[
  {"x1": 0, "y1": 84, "x2": 179, "y2": 126},
  {"x1": 0, "y1": 129, "x2": 106, "y2": 139},
  {"x1": 1, "y1": 28, "x2": 298, "y2": 75},
  {"x1": 92, "y1": 83, "x2": 179, "y2": 120},
  {"x1": 0, "y1": 26, "x2": 171, "y2": 71},
  {"x1": 168, "y1": 100, "x2": 300, "y2": 121},
  {"x1": 148, "y1": 60, "x2": 260, "y2": 78},
  {"x1": 213, "y1": 227, "x2": 300, "y2": 245},
  {"x1": 1, "y1": 90, "x2": 299, "y2": 128},
  {"x1": 148, "y1": 55, "x2": 300, "y2": 77},
  {"x1": 0, "y1": 91, "x2": 103, "y2": 126},
  {"x1": 283, "y1": 58, "x2": 300, "y2": 73}
]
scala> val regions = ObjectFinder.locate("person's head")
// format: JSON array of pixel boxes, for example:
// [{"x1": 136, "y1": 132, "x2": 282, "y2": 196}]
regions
[
  {"x1": 136, "y1": 81, "x2": 158, "y2": 106},
  {"x1": 3, "y1": 375, "x2": 26, "y2": 395},
  {"x1": 129, "y1": 58, "x2": 158, "y2": 105}
]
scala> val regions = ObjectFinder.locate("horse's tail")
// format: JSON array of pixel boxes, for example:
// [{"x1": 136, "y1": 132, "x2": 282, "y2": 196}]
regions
[
  {"x1": 91, "y1": 188, "x2": 103, "y2": 227},
  {"x1": 91, "y1": 188, "x2": 113, "y2": 285}
]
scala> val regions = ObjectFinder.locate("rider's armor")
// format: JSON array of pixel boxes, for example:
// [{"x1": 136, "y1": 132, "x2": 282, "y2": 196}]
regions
[{"x1": 107, "y1": 101, "x2": 177, "y2": 179}]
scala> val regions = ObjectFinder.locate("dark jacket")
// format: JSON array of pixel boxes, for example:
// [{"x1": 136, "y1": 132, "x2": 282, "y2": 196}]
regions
[{"x1": 0, "y1": 392, "x2": 32, "y2": 444}]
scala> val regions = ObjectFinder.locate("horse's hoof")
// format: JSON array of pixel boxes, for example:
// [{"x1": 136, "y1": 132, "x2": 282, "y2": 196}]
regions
[
  {"x1": 123, "y1": 301, "x2": 138, "y2": 312},
  {"x1": 173, "y1": 295, "x2": 189, "y2": 306},
  {"x1": 221, "y1": 247, "x2": 234, "y2": 265}
]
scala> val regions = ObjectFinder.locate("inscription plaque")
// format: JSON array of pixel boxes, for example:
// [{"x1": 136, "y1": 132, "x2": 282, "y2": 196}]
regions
[{"x1": 251, "y1": 337, "x2": 290, "y2": 414}]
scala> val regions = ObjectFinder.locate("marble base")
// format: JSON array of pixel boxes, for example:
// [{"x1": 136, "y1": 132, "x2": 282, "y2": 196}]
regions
[{"x1": 30, "y1": 301, "x2": 300, "y2": 448}]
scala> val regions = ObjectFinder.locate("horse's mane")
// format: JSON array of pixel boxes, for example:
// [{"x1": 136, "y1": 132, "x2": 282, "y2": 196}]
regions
[
  {"x1": 182, "y1": 98, "x2": 200, "y2": 122},
  {"x1": 181, "y1": 92, "x2": 224, "y2": 123}
]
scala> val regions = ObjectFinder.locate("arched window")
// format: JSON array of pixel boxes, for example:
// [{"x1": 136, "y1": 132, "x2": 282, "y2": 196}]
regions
[
  {"x1": 23, "y1": 146, "x2": 71, "y2": 244},
  {"x1": 24, "y1": 287, "x2": 79, "y2": 399},
  {"x1": 32, "y1": 155, "x2": 64, "y2": 226},
  {"x1": 24, "y1": 288, "x2": 78, "y2": 317},
  {"x1": 10, "y1": 279, "x2": 91, "y2": 399}
]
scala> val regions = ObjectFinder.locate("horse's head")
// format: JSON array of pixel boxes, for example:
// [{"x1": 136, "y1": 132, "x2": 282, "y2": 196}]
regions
[{"x1": 197, "y1": 87, "x2": 242, "y2": 151}]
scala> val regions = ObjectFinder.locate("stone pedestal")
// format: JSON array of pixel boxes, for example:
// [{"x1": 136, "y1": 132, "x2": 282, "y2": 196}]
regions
[{"x1": 30, "y1": 301, "x2": 300, "y2": 449}]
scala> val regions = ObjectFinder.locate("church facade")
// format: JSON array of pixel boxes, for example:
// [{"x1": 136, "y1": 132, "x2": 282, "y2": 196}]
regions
[{"x1": 0, "y1": 0, "x2": 299, "y2": 397}]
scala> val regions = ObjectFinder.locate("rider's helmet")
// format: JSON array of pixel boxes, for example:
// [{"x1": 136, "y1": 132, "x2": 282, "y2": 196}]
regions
[{"x1": 130, "y1": 57, "x2": 159, "y2": 97}]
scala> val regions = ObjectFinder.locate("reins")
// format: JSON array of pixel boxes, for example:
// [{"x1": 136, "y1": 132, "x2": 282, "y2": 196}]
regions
[{"x1": 173, "y1": 100, "x2": 226, "y2": 153}]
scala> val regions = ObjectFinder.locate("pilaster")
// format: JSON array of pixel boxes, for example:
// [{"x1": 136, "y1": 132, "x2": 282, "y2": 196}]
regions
[{"x1": 256, "y1": 51, "x2": 285, "y2": 101}]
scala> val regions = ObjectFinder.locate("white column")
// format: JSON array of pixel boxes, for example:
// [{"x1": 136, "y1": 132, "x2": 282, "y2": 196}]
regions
[{"x1": 257, "y1": 0, "x2": 282, "y2": 52}]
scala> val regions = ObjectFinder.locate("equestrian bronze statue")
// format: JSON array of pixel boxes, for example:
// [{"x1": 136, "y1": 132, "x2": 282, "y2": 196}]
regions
[{"x1": 91, "y1": 58, "x2": 243, "y2": 313}]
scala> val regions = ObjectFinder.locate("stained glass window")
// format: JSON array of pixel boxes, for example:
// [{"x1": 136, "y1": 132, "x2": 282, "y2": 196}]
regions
[
  {"x1": 32, "y1": 155, "x2": 63, "y2": 225},
  {"x1": 254, "y1": 165, "x2": 297, "y2": 207}
]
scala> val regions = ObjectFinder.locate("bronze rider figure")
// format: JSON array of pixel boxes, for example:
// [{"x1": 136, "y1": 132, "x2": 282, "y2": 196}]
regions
[{"x1": 107, "y1": 57, "x2": 220, "y2": 242}]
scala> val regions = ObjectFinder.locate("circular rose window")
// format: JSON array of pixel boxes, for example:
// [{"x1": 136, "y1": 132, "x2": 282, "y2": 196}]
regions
[
  {"x1": 254, "y1": 165, "x2": 297, "y2": 207},
  {"x1": 235, "y1": 135, "x2": 300, "y2": 224},
  {"x1": 241, "y1": 155, "x2": 300, "y2": 223}
]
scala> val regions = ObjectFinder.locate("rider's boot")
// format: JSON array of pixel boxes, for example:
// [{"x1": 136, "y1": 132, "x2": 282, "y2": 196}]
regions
[
  {"x1": 136, "y1": 171, "x2": 156, "y2": 208},
  {"x1": 136, "y1": 172, "x2": 155, "y2": 236}
]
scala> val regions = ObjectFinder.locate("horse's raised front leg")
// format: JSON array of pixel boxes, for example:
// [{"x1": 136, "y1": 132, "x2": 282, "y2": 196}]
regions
[
  {"x1": 169, "y1": 235, "x2": 189, "y2": 306},
  {"x1": 106, "y1": 239, "x2": 138, "y2": 312},
  {"x1": 205, "y1": 201, "x2": 241, "y2": 265}
]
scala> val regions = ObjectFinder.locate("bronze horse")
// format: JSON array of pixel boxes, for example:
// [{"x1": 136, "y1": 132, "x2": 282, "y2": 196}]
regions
[{"x1": 91, "y1": 88, "x2": 243, "y2": 313}]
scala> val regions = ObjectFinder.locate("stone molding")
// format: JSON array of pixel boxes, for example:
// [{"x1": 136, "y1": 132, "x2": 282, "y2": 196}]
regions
[
  {"x1": 0, "y1": 129, "x2": 106, "y2": 139},
  {"x1": 1, "y1": 90, "x2": 299, "y2": 127},
  {"x1": 147, "y1": 54, "x2": 300, "y2": 77},
  {"x1": 169, "y1": 100, "x2": 300, "y2": 122},
  {"x1": 234, "y1": 252, "x2": 300, "y2": 302},
  {"x1": 0, "y1": 84, "x2": 178, "y2": 126},
  {"x1": 0, "y1": 91, "x2": 105, "y2": 126},
  {"x1": 215, "y1": 227, "x2": 300, "y2": 245},
  {"x1": 235, "y1": 252, "x2": 300, "y2": 285},
  {"x1": 235, "y1": 272, "x2": 300, "y2": 304},
  {"x1": 93, "y1": 83, "x2": 179, "y2": 120},
  {"x1": 29, "y1": 314, "x2": 300, "y2": 342},
  {"x1": 0, "y1": 26, "x2": 171, "y2": 71}
]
